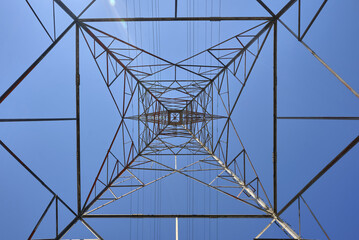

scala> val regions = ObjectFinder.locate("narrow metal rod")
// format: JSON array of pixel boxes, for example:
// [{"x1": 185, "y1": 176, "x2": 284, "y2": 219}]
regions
[
  {"x1": 175, "y1": 155, "x2": 177, "y2": 169},
  {"x1": 175, "y1": 217, "x2": 179, "y2": 240},
  {"x1": 83, "y1": 214, "x2": 271, "y2": 218},
  {"x1": 254, "y1": 218, "x2": 276, "y2": 239},
  {"x1": 0, "y1": 118, "x2": 76, "y2": 122},
  {"x1": 56, "y1": 216, "x2": 79, "y2": 240},
  {"x1": 76, "y1": 23, "x2": 81, "y2": 216},
  {"x1": 25, "y1": 0, "x2": 54, "y2": 42},
  {"x1": 0, "y1": 140, "x2": 57, "y2": 196},
  {"x1": 298, "y1": 198, "x2": 301, "y2": 237},
  {"x1": 0, "y1": 140, "x2": 77, "y2": 216},
  {"x1": 298, "y1": 0, "x2": 301, "y2": 39},
  {"x1": 256, "y1": 0, "x2": 275, "y2": 17},
  {"x1": 300, "y1": 0, "x2": 327, "y2": 41},
  {"x1": 56, "y1": 197, "x2": 59, "y2": 237},
  {"x1": 53, "y1": 0, "x2": 56, "y2": 40},
  {"x1": 0, "y1": 22, "x2": 75, "y2": 104},
  {"x1": 28, "y1": 196, "x2": 56, "y2": 239},
  {"x1": 278, "y1": 135, "x2": 359, "y2": 216},
  {"x1": 79, "y1": 17, "x2": 272, "y2": 22},
  {"x1": 273, "y1": 20, "x2": 278, "y2": 214},
  {"x1": 276, "y1": 0, "x2": 298, "y2": 19},
  {"x1": 300, "y1": 196, "x2": 331, "y2": 240},
  {"x1": 301, "y1": 41, "x2": 359, "y2": 98},
  {"x1": 0, "y1": 0, "x2": 95, "y2": 104},
  {"x1": 255, "y1": 239, "x2": 310, "y2": 240},
  {"x1": 174, "y1": 0, "x2": 178, "y2": 18},
  {"x1": 278, "y1": 116, "x2": 359, "y2": 120},
  {"x1": 279, "y1": 19, "x2": 359, "y2": 99},
  {"x1": 81, "y1": 219, "x2": 104, "y2": 240}
]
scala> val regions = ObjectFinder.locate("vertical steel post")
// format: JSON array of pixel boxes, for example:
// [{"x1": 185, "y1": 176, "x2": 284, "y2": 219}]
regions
[
  {"x1": 298, "y1": 0, "x2": 301, "y2": 40},
  {"x1": 76, "y1": 24, "x2": 81, "y2": 215},
  {"x1": 56, "y1": 196, "x2": 59, "y2": 237},
  {"x1": 175, "y1": 155, "x2": 177, "y2": 169},
  {"x1": 273, "y1": 20, "x2": 278, "y2": 214},
  {"x1": 175, "y1": 0, "x2": 178, "y2": 18},
  {"x1": 175, "y1": 217, "x2": 179, "y2": 240}
]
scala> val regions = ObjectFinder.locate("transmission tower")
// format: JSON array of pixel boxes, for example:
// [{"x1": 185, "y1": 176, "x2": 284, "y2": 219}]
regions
[{"x1": 1, "y1": 0, "x2": 358, "y2": 239}]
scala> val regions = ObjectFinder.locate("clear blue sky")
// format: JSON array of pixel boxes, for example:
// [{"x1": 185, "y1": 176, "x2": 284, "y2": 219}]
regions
[{"x1": 0, "y1": 0, "x2": 358, "y2": 239}]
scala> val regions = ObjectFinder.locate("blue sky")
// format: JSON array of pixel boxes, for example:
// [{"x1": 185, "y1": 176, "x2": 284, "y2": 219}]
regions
[{"x1": 0, "y1": 0, "x2": 359, "y2": 239}]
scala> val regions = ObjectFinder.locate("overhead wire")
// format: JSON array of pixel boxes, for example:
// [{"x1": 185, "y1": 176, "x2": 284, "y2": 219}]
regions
[
  {"x1": 210, "y1": 0, "x2": 214, "y2": 238},
  {"x1": 186, "y1": 0, "x2": 190, "y2": 235},
  {"x1": 216, "y1": 1, "x2": 221, "y2": 239},
  {"x1": 150, "y1": 0, "x2": 155, "y2": 237},
  {"x1": 204, "y1": 1, "x2": 210, "y2": 238},
  {"x1": 141, "y1": 4, "x2": 146, "y2": 238},
  {"x1": 157, "y1": 1, "x2": 161, "y2": 238},
  {"x1": 136, "y1": 0, "x2": 143, "y2": 238},
  {"x1": 130, "y1": 1, "x2": 133, "y2": 238},
  {"x1": 130, "y1": 0, "x2": 138, "y2": 238},
  {"x1": 191, "y1": 1, "x2": 195, "y2": 239}
]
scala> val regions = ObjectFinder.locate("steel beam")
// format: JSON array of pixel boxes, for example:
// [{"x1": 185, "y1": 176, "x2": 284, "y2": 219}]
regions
[
  {"x1": 273, "y1": 20, "x2": 278, "y2": 214},
  {"x1": 278, "y1": 116, "x2": 359, "y2": 120},
  {"x1": 76, "y1": 23, "x2": 81, "y2": 216},
  {"x1": 79, "y1": 17, "x2": 272, "y2": 22},
  {"x1": 255, "y1": 239, "x2": 312, "y2": 240},
  {"x1": 83, "y1": 214, "x2": 271, "y2": 218},
  {"x1": 174, "y1": 0, "x2": 178, "y2": 18},
  {"x1": 0, "y1": 118, "x2": 76, "y2": 122}
]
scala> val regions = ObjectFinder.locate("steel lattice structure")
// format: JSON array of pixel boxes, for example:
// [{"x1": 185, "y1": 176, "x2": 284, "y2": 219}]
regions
[{"x1": 1, "y1": 0, "x2": 358, "y2": 239}]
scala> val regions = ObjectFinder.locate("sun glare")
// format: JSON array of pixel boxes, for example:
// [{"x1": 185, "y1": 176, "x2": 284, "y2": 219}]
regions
[{"x1": 109, "y1": 0, "x2": 116, "y2": 7}]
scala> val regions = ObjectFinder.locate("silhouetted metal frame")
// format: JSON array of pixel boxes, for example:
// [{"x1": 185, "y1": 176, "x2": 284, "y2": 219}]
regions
[{"x1": 0, "y1": 0, "x2": 358, "y2": 239}]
